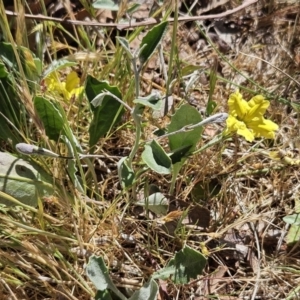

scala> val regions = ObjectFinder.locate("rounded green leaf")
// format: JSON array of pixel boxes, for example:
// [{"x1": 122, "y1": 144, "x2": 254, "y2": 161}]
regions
[
  {"x1": 168, "y1": 104, "x2": 203, "y2": 152},
  {"x1": 129, "y1": 278, "x2": 158, "y2": 300},
  {"x1": 283, "y1": 214, "x2": 300, "y2": 225},
  {"x1": 0, "y1": 152, "x2": 55, "y2": 206},
  {"x1": 86, "y1": 255, "x2": 127, "y2": 300},
  {"x1": 142, "y1": 140, "x2": 171, "y2": 174},
  {"x1": 153, "y1": 245, "x2": 207, "y2": 284},
  {"x1": 92, "y1": 0, "x2": 119, "y2": 10},
  {"x1": 34, "y1": 96, "x2": 64, "y2": 141},
  {"x1": 117, "y1": 157, "x2": 135, "y2": 188},
  {"x1": 133, "y1": 92, "x2": 162, "y2": 110},
  {"x1": 136, "y1": 192, "x2": 168, "y2": 215}
]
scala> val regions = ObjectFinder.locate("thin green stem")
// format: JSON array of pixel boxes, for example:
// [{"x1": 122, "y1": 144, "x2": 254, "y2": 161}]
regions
[
  {"x1": 169, "y1": 162, "x2": 181, "y2": 195},
  {"x1": 127, "y1": 56, "x2": 142, "y2": 199},
  {"x1": 156, "y1": 113, "x2": 228, "y2": 141},
  {"x1": 127, "y1": 55, "x2": 142, "y2": 167},
  {"x1": 128, "y1": 107, "x2": 142, "y2": 167},
  {"x1": 193, "y1": 132, "x2": 230, "y2": 155},
  {"x1": 132, "y1": 56, "x2": 140, "y2": 98},
  {"x1": 102, "y1": 91, "x2": 133, "y2": 112},
  {"x1": 164, "y1": 0, "x2": 178, "y2": 115}
]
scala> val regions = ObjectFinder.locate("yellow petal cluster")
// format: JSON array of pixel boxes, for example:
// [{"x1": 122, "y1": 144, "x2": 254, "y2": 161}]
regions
[
  {"x1": 45, "y1": 71, "x2": 84, "y2": 101},
  {"x1": 224, "y1": 90, "x2": 278, "y2": 142}
]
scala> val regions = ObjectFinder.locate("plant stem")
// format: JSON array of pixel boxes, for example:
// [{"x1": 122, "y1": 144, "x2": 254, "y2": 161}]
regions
[
  {"x1": 164, "y1": 0, "x2": 178, "y2": 115},
  {"x1": 132, "y1": 57, "x2": 140, "y2": 98},
  {"x1": 169, "y1": 162, "x2": 181, "y2": 195},
  {"x1": 193, "y1": 132, "x2": 230, "y2": 155},
  {"x1": 128, "y1": 106, "x2": 142, "y2": 167},
  {"x1": 127, "y1": 55, "x2": 142, "y2": 166},
  {"x1": 127, "y1": 56, "x2": 143, "y2": 199},
  {"x1": 156, "y1": 113, "x2": 228, "y2": 141},
  {"x1": 103, "y1": 91, "x2": 133, "y2": 112}
]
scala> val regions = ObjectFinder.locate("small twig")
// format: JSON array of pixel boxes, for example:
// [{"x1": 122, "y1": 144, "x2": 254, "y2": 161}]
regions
[{"x1": 5, "y1": 0, "x2": 258, "y2": 29}]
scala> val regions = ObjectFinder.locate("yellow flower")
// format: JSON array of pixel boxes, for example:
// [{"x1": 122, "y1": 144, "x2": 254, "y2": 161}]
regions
[
  {"x1": 45, "y1": 71, "x2": 84, "y2": 101},
  {"x1": 224, "y1": 90, "x2": 278, "y2": 142}
]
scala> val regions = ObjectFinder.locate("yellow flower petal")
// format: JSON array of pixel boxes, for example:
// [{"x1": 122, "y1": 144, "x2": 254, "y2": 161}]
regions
[
  {"x1": 245, "y1": 95, "x2": 270, "y2": 121},
  {"x1": 45, "y1": 72, "x2": 65, "y2": 95},
  {"x1": 226, "y1": 91, "x2": 278, "y2": 142},
  {"x1": 65, "y1": 71, "x2": 80, "y2": 93},
  {"x1": 226, "y1": 115, "x2": 255, "y2": 141},
  {"x1": 248, "y1": 95, "x2": 269, "y2": 109},
  {"x1": 70, "y1": 86, "x2": 84, "y2": 98},
  {"x1": 45, "y1": 71, "x2": 83, "y2": 101},
  {"x1": 237, "y1": 126, "x2": 255, "y2": 142},
  {"x1": 248, "y1": 119, "x2": 278, "y2": 139},
  {"x1": 260, "y1": 119, "x2": 279, "y2": 132},
  {"x1": 228, "y1": 90, "x2": 249, "y2": 118},
  {"x1": 248, "y1": 117, "x2": 278, "y2": 131}
]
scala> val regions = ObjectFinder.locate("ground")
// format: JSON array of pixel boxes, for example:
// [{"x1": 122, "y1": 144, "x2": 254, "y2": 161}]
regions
[{"x1": 0, "y1": 0, "x2": 300, "y2": 299}]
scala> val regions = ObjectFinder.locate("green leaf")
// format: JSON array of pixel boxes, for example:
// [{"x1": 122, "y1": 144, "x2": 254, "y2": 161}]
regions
[
  {"x1": 169, "y1": 144, "x2": 192, "y2": 164},
  {"x1": 0, "y1": 42, "x2": 20, "y2": 71},
  {"x1": 283, "y1": 214, "x2": 300, "y2": 226},
  {"x1": 168, "y1": 104, "x2": 203, "y2": 153},
  {"x1": 0, "y1": 62, "x2": 8, "y2": 78},
  {"x1": 136, "y1": 192, "x2": 168, "y2": 215},
  {"x1": 34, "y1": 96, "x2": 64, "y2": 141},
  {"x1": 60, "y1": 135, "x2": 84, "y2": 193},
  {"x1": 85, "y1": 76, "x2": 125, "y2": 147},
  {"x1": 206, "y1": 100, "x2": 217, "y2": 116},
  {"x1": 92, "y1": 0, "x2": 119, "y2": 10},
  {"x1": 0, "y1": 152, "x2": 55, "y2": 206},
  {"x1": 33, "y1": 57, "x2": 42, "y2": 76},
  {"x1": 191, "y1": 179, "x2": 221, "y2": 202},
  {"x1": 0, "y1": 42, "x2": 40, "y2": 86},
  {"x1": 133, "y1": 92, "x2": 162, "y2": 110},
  {"x1": 116, "y1": 37, "x2": 133, "y2": 59},
  {"x1": 142, "y1": 141, "x2": 171, "y2": 174},
  {"x1": 291, "y1": 102, "x2": 300, "y2": 113},
  {"x1": 286, "y1": 225, "x2": 300, "y2": 245},
  {"x1": 86, "y1": 256, "x2": 127, "y2": 300},
  {"x1": 286, "y1": 286, "x2": 300, "y2": 300},
  {"x1": 0, "y1": 69, "x2": 24, "y2": 145},
  {"x1": 139, "y1": 21, "x2": 168, "y2": 67},
  {"x1": 181, "y1": 65, "x2": 201, "y2": 77},
  {"x1": 129, "y1": 278, "x2": 158, "y2": 300},
  {"x1": 152, "y1": 245, "x2": 207, "y2": 284},
  {"x1": 95, "y1": 290, "x2": 113, "y2": 300},
  {"x1": 206, "y1": 61, "x2": 218, "y2": 115},
  {"x1": 0, "y1": 44, "x2": 40, "y2": 144},
  {"x1": 117, "y1": 157, "x2": 135, "y2": 188},
  {"x1": 127, "y1": 3, "x2": 141, "y2": 15}
]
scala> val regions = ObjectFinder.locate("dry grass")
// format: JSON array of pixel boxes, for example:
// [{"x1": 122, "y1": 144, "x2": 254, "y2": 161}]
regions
[{"x1": 1, "y1": 0, "x2": 300, "y2": 299}]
